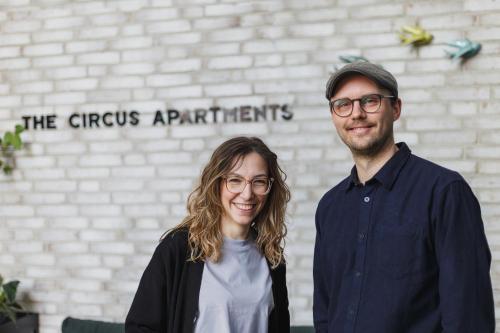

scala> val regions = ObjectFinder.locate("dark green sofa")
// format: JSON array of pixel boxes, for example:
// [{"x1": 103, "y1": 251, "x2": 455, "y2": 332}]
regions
[
  {"x1": 62, "y1": 317, "x2": 314, "y2": 333},
  {"x1": 62, "y1": 317, "x2": 124, "y2": 333}
]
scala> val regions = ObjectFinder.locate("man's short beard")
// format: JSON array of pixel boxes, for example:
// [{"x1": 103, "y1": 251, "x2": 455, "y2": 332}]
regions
[{"x1": 344, "y1": 130, "x2": 394, "y2": 158}]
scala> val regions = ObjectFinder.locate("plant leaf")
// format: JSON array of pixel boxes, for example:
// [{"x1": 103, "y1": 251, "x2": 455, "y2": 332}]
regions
[
  {"x1": 12, "y1": 135, "x2": 22, "y2": 150},
  {"x1": 0, "y1": 303, "x2": 17, "y2": 323},
  {"x1": 3, "y1": 132, "x2": 13, "y2": 147},
  {"x1": 14, "y1": 125, "x2": 24, "y2": 135},
  {"x1": 3, "y1": 165, "x2": 12, "y2": 174},
  {"x1": 3, "y1": 281, "x2": 19, "y2": 303}
]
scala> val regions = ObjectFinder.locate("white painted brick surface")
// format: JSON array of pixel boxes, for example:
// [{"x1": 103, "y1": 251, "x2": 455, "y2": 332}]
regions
[{"x1": 1, "y1": 1, "x2": 500, "y2": 332}]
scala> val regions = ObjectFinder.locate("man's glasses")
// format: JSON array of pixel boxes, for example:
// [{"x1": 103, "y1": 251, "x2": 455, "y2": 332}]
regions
[
  {"x1": 329, "y1": 93, "x2": 395, "y2": 117},
  {"x1": 224, "y1": 175, "x2": 274, "y2": 195}
]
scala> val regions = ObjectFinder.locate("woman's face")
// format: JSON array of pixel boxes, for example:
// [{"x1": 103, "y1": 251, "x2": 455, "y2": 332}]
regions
[{"x1": 220, "y1": 152, "x2": 270, "y2": 237}]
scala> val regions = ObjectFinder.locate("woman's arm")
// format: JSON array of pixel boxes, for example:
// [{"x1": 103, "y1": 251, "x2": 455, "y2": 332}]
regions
[{"x1": 125, "y1": 243, "x2": 169, "y2": 333}]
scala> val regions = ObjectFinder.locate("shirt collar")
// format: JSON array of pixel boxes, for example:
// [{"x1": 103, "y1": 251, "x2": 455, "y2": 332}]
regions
[{"x1": 344, "y1": 142, "x2": 411, "y2": 191}]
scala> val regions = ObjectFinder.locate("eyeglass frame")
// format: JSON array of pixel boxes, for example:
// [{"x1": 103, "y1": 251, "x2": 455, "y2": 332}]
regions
[
  {"x1": 222, "y1": 175, "x2": 274, "y2": 195},
  {"x1": 329, "y1": 93, "x2": 396, "y2": 117}
]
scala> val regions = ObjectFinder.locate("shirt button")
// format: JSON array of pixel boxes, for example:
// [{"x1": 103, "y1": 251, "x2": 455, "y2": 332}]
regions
[
  {"x1": 355, "y1": 271, "x2": 362, "y2": 277},
  {"x1": 358, "y1": 232, "x2": 366, "y2": 241},
  {"x1": 363, "y1": 196, "x2": 370, "y2": 203}
]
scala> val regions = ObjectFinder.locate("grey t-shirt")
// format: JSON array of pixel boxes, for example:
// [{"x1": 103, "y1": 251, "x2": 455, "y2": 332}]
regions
[{"x1": 194, "y1": 236, "x2": 274, "y2": 333}]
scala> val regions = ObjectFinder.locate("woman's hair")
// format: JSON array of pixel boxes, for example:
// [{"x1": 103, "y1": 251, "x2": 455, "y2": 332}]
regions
[{"x1": 168, "y1": 136, "x2": 290, "y2": 268}]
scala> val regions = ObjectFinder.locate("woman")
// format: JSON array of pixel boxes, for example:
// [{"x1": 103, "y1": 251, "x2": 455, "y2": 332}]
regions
[{"x1": 125, "y1": 136, "x2": 290, "y2": 333}]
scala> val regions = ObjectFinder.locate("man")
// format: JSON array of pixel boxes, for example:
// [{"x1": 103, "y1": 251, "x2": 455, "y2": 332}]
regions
[{"x1": 313, "y1": 62, "x2": 495, "y2": 332}]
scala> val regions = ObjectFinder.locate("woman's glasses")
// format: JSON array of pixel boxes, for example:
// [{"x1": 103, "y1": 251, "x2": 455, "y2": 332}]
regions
[{"x1": 224, "y1": 175, "x2": 274, "y2": 195}]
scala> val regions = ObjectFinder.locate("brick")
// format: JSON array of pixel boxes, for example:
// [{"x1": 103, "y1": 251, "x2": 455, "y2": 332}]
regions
[
  {"x1": 275, "y1": 39, "x2": 319, "y2": 52},
  {"x1": 204, "y1": 83, "x2": 252, "y2": 97},
  {"x1": 194, "y1": 17, "x2": 238, "y2": 30},
  {"x1": 3, "y1": 20, "x2": 42, "y2": 33},
  {"x1": 148, "y1": 152, "x2": 192, "y2": 164},
  {"x1": 467, "y1": 147, "x2": 500, "y2": 159},
  {"x1": 255, "y1": 54, "x2": 283, "y2": 67},
  {"x1": 33, "y1": 55, "x2": 74, "y2": 68},
  {"x1": 159, "y1": 32, "x2": 202, "y2": 45},
  {"x1": 205, "y1": 3, "x2": 252, "y2": 16},
  {"x1": 8, "y1": 241, "x2": 43, "y2": 253},
  {"x1": 112, "y1": 63, "x2": 155, "y2": 75},
  {"x1": 111, "y1": 36, "x2": 153, "y2": 50},
  {"x1": 0, "y1": 46, "x2": 21, "y2": 58},
  {"x1": 341, "y1": 19, "x2": 392, "y2": 33},
  {"x1": 157, "y1": 165, "x2": 202, "y2": 177},
  {"x1": 0, "y1": 33, "x2": 30, "y2": 46},
  {"x1": 420, "y1": 131, "x2": 477, "y2": 145},
  {"x1": 44, "y1": 16, "x2": 85, "y2": 29},
  {"x1": 157, "y1": 85, "x2": 202, "y2": 99},
  {"x1": 159, "y1": 59, "x2": 201, "y2": 72},
  {"x1": 406, "y1": 117, "x2": 462, "y2": 131},
  {"x1": 78, "y1": 52, "x2": 120, "y2": 65},
  {"x1": 122, "y1": 48, "x2": 165, "y2": 62},
  {"x1": 56, "y1": 78, "x2": 98, "y2": 91},
  {"x1": 111, "y1": 166, "x2": 155, "y2": 178},
  {"x1": 436, "y1": 87, "x2": 490, "y2": 101},
  {"x1": 75, "y1": 268, "x2": 112, "y2": 280},
  {"x1": 44, "y1": 92, "x2": 86, "y2": 105},
  {"x1": 79, "y1": 155, "x2": 122, "y2": 167},
  {"x1": 146, "y1": 20, "x2": 191, "y2": 33},
  {"x1": 14, "y1": 81, "x2": 53, "y2": 94},
  {"x1": 0, "y1": 58, "x2": 30, "y2": 70},
  {"x1": 209, "y1": 28, "x2": 254, "y2": 42},
  {"x1": 91, "y1": 242, "x2": 135, "y2": 254},
  {"x1": 66, "y1": 41, "x2": 107, "y2": 54},
  {"x1": 135, "y1": 8, "x2": 178, "y2": 20},
  {"x1": 221, "y1": 123, "x2": 268, "y2": 136},
  {"x1": 465, "y1": 0, "x2": 500, "y2": 11},
  {"x1": 22, "y1": 169, "x2": 65, "y2": 180},
  {"x1": 0, "y1": 95, "x2": 21, "y2": 106},
  {"x1": 45, "y1": 66, "x2": 87, "y2": 79},
  {"x1": 112, "y1": 192, "x2": 156, "y2": 204},
  {"x1": 146, "y1": 74, "x2": 191, "y2": 87},
  {"x1": 289, "y1": 23, "x2": 335, "y2": 37},
  {"x1": 101, "y1": 76, "x2": 144, "y2": 89}
]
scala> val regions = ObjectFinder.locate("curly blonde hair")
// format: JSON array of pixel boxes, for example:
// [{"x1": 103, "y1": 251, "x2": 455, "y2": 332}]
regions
[{"x1": 167, "y1": 136, "x2": 290, "y2": 268}]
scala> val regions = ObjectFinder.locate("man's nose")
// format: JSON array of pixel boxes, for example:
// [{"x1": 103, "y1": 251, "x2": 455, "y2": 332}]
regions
[{"x1": 351, "y1": 100, "x2": 366, "y2": 119}]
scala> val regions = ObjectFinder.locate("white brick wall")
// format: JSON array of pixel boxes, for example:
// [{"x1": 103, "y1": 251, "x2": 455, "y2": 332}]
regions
[{"x1": 1, "y1": 1, "x2": 500, "y2": 332}]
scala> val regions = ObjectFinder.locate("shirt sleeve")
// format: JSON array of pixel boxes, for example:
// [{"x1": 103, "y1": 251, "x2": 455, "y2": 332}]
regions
[
  {"x1": 433, "y1": 180, "x2": 495, "y2": 333},
  {"x1": 313, "y1": 201, "x2": 329, "y2": 333},
  {"x1": 125, "y1": 242, "x2": 169, "y2": 333}
]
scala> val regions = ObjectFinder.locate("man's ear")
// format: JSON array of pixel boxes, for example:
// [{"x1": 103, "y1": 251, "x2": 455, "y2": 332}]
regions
[{"x1": 393, "y1": 98, "x2": 402, "y2": 121}]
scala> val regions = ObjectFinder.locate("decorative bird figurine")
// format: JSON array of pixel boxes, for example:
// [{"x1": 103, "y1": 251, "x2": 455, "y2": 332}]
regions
[
  {"x1": 399, "y1": 25, "x2": 433, "y2": 46},
  {"x1": 445, "y1": 39, "x2": 481, "y2": 61},
  {"x1": 338, "y1": 55, "x2": 370, "y2": 64}
]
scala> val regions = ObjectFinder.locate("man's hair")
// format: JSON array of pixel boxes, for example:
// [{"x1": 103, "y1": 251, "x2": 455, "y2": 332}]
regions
[{"x1": 167, "y1": 136, "x2": 290, "y2": 268}]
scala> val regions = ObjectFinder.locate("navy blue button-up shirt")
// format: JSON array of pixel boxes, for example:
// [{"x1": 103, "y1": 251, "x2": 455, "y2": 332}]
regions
[{"x1": 313, "y1": 143, "x2": 495, "y2": 333}]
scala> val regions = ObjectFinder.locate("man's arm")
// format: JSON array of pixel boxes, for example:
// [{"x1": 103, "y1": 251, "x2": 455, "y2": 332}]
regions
[
  {"x1": 313, "y1": 205, "x2": 329, "y2": 333},
  {"x1": 434, "y1": 180, "x2": 495, "y2": 332}
]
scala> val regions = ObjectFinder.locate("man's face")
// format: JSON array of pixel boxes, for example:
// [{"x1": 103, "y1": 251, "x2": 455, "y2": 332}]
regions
[{"x1": 330, "y1": 75, "x2": 401, "y2": 157}]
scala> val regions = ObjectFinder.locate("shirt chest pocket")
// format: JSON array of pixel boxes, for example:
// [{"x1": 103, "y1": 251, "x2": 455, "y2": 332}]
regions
[{"x1": 372, "y1": 223, "x2": 425, "y2": 279}]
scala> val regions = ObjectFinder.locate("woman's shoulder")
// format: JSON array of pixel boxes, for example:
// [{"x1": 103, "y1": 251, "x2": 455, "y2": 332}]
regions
[{"x1": 157, "y1": 227, "x2": 190, "y2": 256}]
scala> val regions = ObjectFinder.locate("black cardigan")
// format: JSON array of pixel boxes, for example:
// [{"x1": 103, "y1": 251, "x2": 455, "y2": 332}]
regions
[{"x1": 125, "y1": 229, "x2": 290, "y2": 333}]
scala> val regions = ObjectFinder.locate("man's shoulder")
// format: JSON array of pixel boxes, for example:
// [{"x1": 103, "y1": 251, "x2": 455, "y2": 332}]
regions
[{"x1": 408, "y1": 153, "x2": 464, "y2": 185}]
